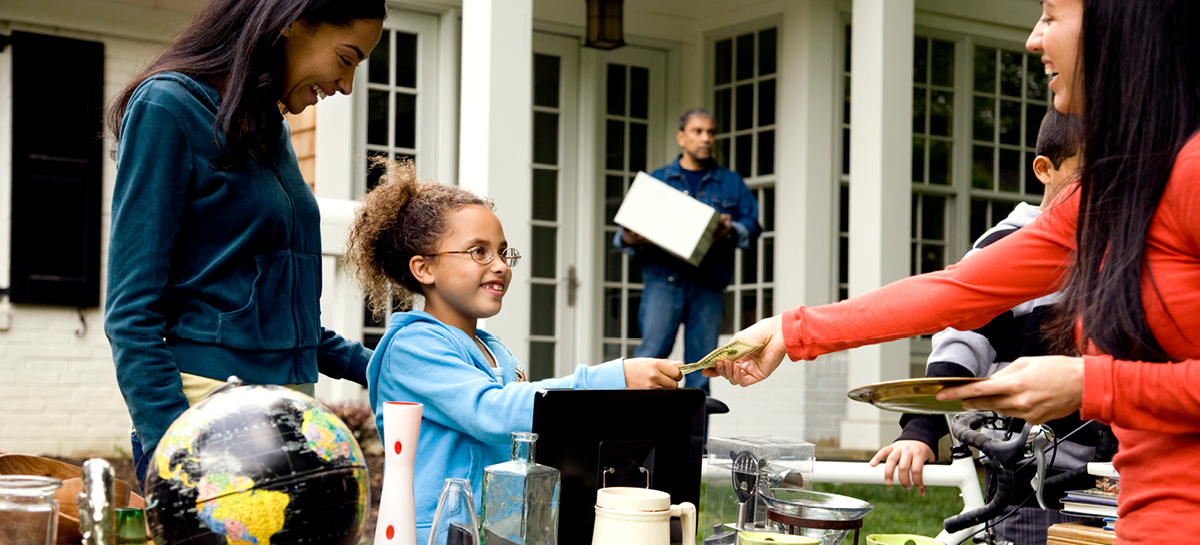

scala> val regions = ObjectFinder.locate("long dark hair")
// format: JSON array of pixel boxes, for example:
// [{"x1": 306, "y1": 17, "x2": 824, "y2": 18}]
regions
[
  {"x1": 107, "y1": 0, "x2": 386, "y2": 167},
  {"x1": 1048, "y1": 0, "x2": 1200, "y2": 361}
]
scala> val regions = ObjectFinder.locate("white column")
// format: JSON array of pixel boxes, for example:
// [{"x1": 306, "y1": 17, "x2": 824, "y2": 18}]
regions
[
  {"x1": 841, "y1": 0, "x2": 914, "y2": 450},
  {"x1": 458, "y1": 0, "x2": 533, "y2": 361}
]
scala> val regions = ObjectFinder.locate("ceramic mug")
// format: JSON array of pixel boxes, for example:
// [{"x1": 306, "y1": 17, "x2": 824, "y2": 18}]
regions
[{"x1": 592, "y1": 487, "x2": 695, "y2": 545}]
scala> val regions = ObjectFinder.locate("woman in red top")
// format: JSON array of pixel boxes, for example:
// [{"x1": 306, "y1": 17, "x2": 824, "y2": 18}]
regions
[{"x1": 707, "y1": 1, "x2": 1200, "y2": 543}]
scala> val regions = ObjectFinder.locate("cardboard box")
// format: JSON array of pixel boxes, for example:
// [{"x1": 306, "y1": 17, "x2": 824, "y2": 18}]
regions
[{"x1": 613, "y1": 172, "x2": 720, "y2": 266}]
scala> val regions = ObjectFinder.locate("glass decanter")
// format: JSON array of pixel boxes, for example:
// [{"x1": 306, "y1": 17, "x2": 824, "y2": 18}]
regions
[
  {"x1": 481, "y1": 432, "x2": 560, "y2": 545},
  {"x1": 429, "y1": 478, "x2": 481, "y2": 545}
]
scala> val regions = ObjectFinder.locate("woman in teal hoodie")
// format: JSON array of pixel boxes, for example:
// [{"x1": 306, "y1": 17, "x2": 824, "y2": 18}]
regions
[
  {"x1": 346, "y1": 160, "x2": 683, "y2": 545},
  {"x1": 103, "y1": 0, "x2": 385, "y2": 486}
]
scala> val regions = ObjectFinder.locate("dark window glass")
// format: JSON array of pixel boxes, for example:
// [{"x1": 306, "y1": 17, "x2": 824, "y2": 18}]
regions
[
  {"x1": 741, "y1": 292, "x2": 758, "y2": 331},
  {"x1": 716, "y1": 138, "x2": 730, "y2": 167},
  {"x1": 735, "y1": 134, "x2": 753, "y2": 177},
  {"x1": 763, "y1": 187, "x2": 775, "y2": 232},
  {"x1": 626, "y1": 289, "x2": 642, "y2": 338},
  {"x1": 605, "y1": 175, "x2": 624, "y2": 225},
  {"x1": 763, "y1": 237, "x2": 774, "y2": 283},
  {"x1": 912, "y1": 137, "x2": 925, "y2": 182},
  {"x1": 715, "y1": 39, "x2": 733, "y2": 85},
  {"x1": 530, "y1": 284, "x2": 556, "y2": 335},
  {"x1": 922, "y1": 194, "x2": 946, "y2": 240},
  {"x1": 842, "y1": 128, "x2": 851, "y2": 175},
  {"x1": 931, "y1": 39, "x2": 955, "y2": 87},
  {"x1": 394, "y1": 92, "x2": 416, "y2": 149},
  {"x1": 844, "y1": 25, "x2": 853, "y2": 72},
  {"x1": 974, "y1": 96, "x2": 996, "y2": 142},
  {"x1": 929, "y1": 140, "x2": 951, "y2": 185},
  {"x1": 628, "y1": 255, "x2": 642, "y2": 284},
  {"x1": 736, "y1": 33, "x2": 755, "y2": 81},
  {"x1": 528, "y1": 341, "x2": 555, "y2": 381},
  {"x1": 999, "y1": 99, "x2": 1021, "y2": 145},
  {"x1": 838, "y1": 236, "x2": 849, "y2": 283},
  {"x1": 606, "y1": 120, "x2": 625, "y2": 171},
  {"x1": 532, "y1": 169, "x2": 558, "y2": 222},
  {"x1": 1026, "y1": 53, "x2": 1049, "y2": 100},
  {"x1": 913, "y1": 37, "x2": 928, "y2": 84},
  {"x1": 758, "y1": 79, "x2": 776, "y2": 126},
  {"x1": 920, "y1": 244, "x2": 945, "y2": 274},
  {"x1": 973, "y1": 145, "x2": 994, "y2": 190},
  {"x1": 533, "y1": 54, "x2": 561, "y2": 108},
  {"x1": 367, "y1": 90, "x2": 389, "y2": 146},
  {"x1": 839, "y1": 185, "x2": 850, "y2": 232},
  {"x1": 970, "y1": 198, "x2": 989, "y2": 242},
  {"x1": 757, "y1": 130, "x2": 775, "y2": 176},
  {"x1": 630, "y1": 67, "x2": 649, "y2": 120},
  {"x1": 369, "y1": 32, "x2": 390, "y2": 84},
  {"x1": 993, "y1": 200, "x2": 1016, "y2": 226},
  {"x1": 974, "y1": 47, "x2": 996, "y2": 93},
  {"x1": 721, "y1": 290, "x2": 736, "y2": 335},
  {"x1": 741, "y1": 238, "x2": 758, "y2": 284},
  {"x1": 714, "y1": 88, "x2": 732, "y2": 133},
  {"x1": 531, "y1": 226, "x2": 557, "y2": 279},
  {"x1": 364, "y1": 333, "x2": 383, "y2": 350},
  {"x1": 913, "y1": 87, "x2": 926, "y2": 134},
  {"x1": 843, "y1": 75, "x2": 852, "y2": 124},
  {"x1": 629, "y1": 123, "x2": 647, "y2": 173},
  {"x1": 736, "y1": 83, "x2": 754, "y2": 131},
  {"x1": 604, "y1": 288, "x2": 622, "y2": 338},
  {"x1": 533, "y1": 111, "x2": 558, "y2": 165},
  {"x1": 930, "y1": 90, "x2": 952, "y2": 137},
  {"x1": 759, "y1": 28, "x2": 777, "y2": 75},
  {"x1": 607, "y1": 64, "x2": 626, "y2": 116},
  {"x1": 604, "y1": 231, "x2": 622, "y2": 282},
  {"x1": 603, "y1": 343, "x2": 622, "y2": 360},
  {"x1": 1025, "y1": 103, "x2": 1048, "y2": 148},
  {"x1": 763, "y1": 287, "x2": 774, "y2": 318},
  {"x1": 999, "y1": 148, "x2": 1021, "y2": 192},
  {"x1": 395, "y1": 32, "x2": 418, "y2": 89},
  {"x1": 1000, "y1": 50, "x2": 1023, "y2": 97}
]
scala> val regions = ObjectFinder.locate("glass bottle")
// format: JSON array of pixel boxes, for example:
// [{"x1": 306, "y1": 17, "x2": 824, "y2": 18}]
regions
[
  {"x1": 0, "y1": 475, "x2": 62, "y2": 545},
  {"x1": 115, "y1": 507, "x2": 148, "y2": 545},
  {"x1": 428, "y1": 478, "x2": 480, "y2": 545},
  {"x1": 481, "y1": 432, "x2": 560, "y2": 545}
]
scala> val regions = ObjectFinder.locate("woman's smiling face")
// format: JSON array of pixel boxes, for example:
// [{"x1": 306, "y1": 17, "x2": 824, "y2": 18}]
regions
[
  {"x1": 1028, "y1": 0, "x2": 1083, "y2": 114},
  {"x1": 279, "y1": 17, "x2": 383, "y2": 115}
]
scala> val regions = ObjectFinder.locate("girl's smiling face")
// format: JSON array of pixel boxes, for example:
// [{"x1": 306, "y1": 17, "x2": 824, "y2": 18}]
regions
[
  {"x1": 416, "y1": 205, "x2": 513, "y2": 333},
  {"x1": 1028, "y1": 0, "x2": 1083, "y2": 114}
]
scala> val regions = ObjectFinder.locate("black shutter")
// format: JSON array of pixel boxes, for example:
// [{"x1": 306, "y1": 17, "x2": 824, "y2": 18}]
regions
[{"x1": 9, "y1": 31, "x2": 104, "y2": 307}]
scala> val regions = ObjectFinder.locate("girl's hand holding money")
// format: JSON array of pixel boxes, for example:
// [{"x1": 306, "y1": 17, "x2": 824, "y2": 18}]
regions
[
  {"x1": 703, "y1": 314, "x2": 788, "y2": 386},
  {"x1": 623, "y1": 358, "x2": 684, "y2": 389}
]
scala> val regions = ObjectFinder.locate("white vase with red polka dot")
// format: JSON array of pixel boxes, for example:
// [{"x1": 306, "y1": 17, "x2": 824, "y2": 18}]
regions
[{"x1": 374, "y1": 401, "x2": 423, "y2": 545}]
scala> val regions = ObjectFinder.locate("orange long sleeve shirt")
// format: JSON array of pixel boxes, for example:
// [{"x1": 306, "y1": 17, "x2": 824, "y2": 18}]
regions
[{"x1": 784, "y1": 134, "x2": 1200, "y2": 544}]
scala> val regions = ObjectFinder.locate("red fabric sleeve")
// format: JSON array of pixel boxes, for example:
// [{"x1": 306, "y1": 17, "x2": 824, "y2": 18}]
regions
[
  {"x1": 783, "y1": 186, "x2": 1081, "y2": 361},
  {"x1": 1083, "y1": 354, "x2": 1200, "y2": 434}
]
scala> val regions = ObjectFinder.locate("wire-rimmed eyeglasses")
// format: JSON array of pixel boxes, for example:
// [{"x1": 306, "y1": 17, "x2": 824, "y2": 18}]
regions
[{"x1": 420, "y1": 246, "x2": 521, "y2": 267}]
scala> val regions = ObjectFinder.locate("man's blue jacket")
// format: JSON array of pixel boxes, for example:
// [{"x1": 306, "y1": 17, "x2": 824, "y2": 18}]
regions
[{"x1": 614, "y1": 155, "x2": 762, "y2": 290}]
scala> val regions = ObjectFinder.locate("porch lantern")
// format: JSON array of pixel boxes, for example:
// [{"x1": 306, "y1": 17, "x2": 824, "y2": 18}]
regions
[{"x1": 585, "y1": 0, "x2": 625, "y2": 50}]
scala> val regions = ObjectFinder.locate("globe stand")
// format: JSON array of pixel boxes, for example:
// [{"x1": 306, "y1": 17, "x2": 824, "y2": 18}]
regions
[{"x1": 767, "y1": 508, "x2": 864, "y2": 545}]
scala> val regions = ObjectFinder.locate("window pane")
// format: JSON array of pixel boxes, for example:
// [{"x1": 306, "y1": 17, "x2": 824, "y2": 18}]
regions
[
  {"x1": 844, "y1": 25, "x2": 853, "y2": 72},
  {"x1": 838, "y1": 236, "x2": 849, "y2": 284},
  {"x1": 839, "y1": 185, "x2": 850, "y2": 232},
  {"x1": 1025, "y1": 103, "x2": 1048, "y2": 148},
  {"x1": 531, "y1": 226, "x2": 557, "y2": 279},
  {"x1": 921, "y1": 194, "x2": 946, "y2": 240},
  {"x1": 716, "y1": 137, "x2": 730, "y2": 167},
  {"x1": 603, "y1": 343, "x2": 622, "y2": 360},
  {"x1": 715, "y1": 39, "x2": 733, "y2": 85},
  {"x1": 1026, "y1": 53, "x2": 1049, "y2": 100},
  {"x1": 528, "y1": 341, "x2": 555, "y2": 381},
  {"x1": 912, "y1": 87, "x2": 926, "y2": 134},
  {"x1": 369, "y1": 32, "x2": 390, "y2": 84},
  {"x1": 630, "y1": 67, "x2": 649, "y2": 120},
  {"x1": 736, "y1": 83, "x2": 754, "y2": 131},
  {"x1": 758, "y1": 79, "x2": 776, "y2": 126},
  {"x1": 533, "y1": 54, "x2": 561, "y2": 108},
  {"x1": 1000, "y1": 50, "x2": 1023, "y2": 97},
  {"x1": 763, "y1": 187, "x2": 776, "y2": 232},
  {"x1": 929, "y1": 140, "x2": 951, "y2": 185},
  {"x1": 736, "y1": 33, "x2": 755, "y2": 81},
  {"x1": 364, "y1": 333, "x2": 383, "y2": 351},
  {"x1": 628, "y1": 256, "x2": 642, "y2": 284},
  {"x1": 911, "y1": 194, "x2": 919, "y2": 238},
  {"x1": 993, "y1": 200, "x2": 1015, "y2": 226},
  {"x1": 606, "y1": 120, "x2": 625, "y2": 171},
  {"x1": 533, "y1": 169, "x2": 557, "y2": 221},
  {"x1": 757, "y1": 130, "x2": 775, "y2": 176},
  {"x1": 532, "y1": 111, "x2": 558, "y2": 165},
  {"x1": 913, "y1": 37, "x2": 928, "y2": 84},
  {"x1": 931, "y1": 39, "x2": 955, "y2": 87},
  {"x1": 970, "y1": 198, "x2": 989, "y2": 242},
  {"x1": 741, "y1": 238, "x2": 758, "y2": 284},
  {"x1": 735, "y1": 134, "x2": 753, "y2": 177},
  {"x1": 843, "y1": 75, "x2": 852, "y2": 124},
  {"x1": 759, "y1": 28, "x2": 777, "y2": 75},
  {"x1": 530, "y1": 284, "x2": 556, "y2": 335},
  {"x1": 920, "y1": 244, "x2": 945, "y2": 273},
  {"x1": 763, "y1": 287, "x2": 774, "y2": 318},
  {"x1": 999, "y1": 148, "x2": 1021, "y2": 192},
  {"x1": 973, "y1": 145, "x2": 994, "y2": 190},
  {"x1": 974, "y1": 47, "x2": 996, "y2": 93},
  {"x1": 714, "y1": 88, "x2": 732, "y2": 133},
  {"x1": 604, "y1": 288, "x2": 622, "y2": 338},
  {"x1": 721, "y1": 290, "x2": 736, "y2": 334},
  {"x1": 1025, "y1": 151, "x2": 1044, "y2": 196},
  {"x1": 605, "y1": 175, "x2": 624, "y2": 225},
  {"x1": 604, "y1": 231, "x2": 622, "y2": 282},
  {"x1": 974, "y1": 96, "x2": 996, "y2": 142},
  {"x1": 394, "y1": 92, "x2": 416, "y2": 149},
  {"x1": 607, "y1": 64, "x2": 626, "y2": 116},
  {"x1": 930, "y1": 90, "x2": 952, "y2": 137},
  {"x1": 912, "y1": 137, "x2": 925, "y2": 182},
  {"x1": 395, "y1": 32, "x2": 418, "y2": 88},
  {"x1": 999, "y1": 99, "x2": 1021, "y2": 146},
  {"x1": 626, "y1": 289, "x2": 642, "y2": 338},
  {"x1": 763, "y1": 236, "x2": 774, "y2": 283},
  {"x1": 367, "y1": 90, "x2": 388, "y2": 146},
  {"x1": 842, "y1": 128, "x2": 851, "y2": 175},
  {"x1": 741, "y1": 292, "x2": 758, "y2": 332},
  {"x1": 629, "y1": 122, "x2": 647, "y2": 173}
]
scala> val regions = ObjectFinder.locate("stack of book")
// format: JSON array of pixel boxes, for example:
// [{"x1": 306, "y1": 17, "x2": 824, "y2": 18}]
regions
[
  {"x1": 1047, "y1": 522, "x2": 1116, "y2": 545},
  {"x1": 1056, "y1": 461, "x2": 1120, "y2": 536}
]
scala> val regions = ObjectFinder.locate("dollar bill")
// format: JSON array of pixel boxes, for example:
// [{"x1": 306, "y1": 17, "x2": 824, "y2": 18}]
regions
[{"x1": 679, "y1": 339, "x2": 763, "y2": 375}]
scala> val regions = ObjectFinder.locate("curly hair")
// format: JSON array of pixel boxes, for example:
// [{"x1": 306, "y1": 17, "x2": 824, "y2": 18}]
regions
[{"x1": 346, "y1": 158, "x2": 493, "y2": 319}]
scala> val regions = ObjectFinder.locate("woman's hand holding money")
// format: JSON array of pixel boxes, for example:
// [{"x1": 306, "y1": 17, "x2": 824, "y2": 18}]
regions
[{"x1": 702, "y1": 314, "x2": 788, "y2": 386}]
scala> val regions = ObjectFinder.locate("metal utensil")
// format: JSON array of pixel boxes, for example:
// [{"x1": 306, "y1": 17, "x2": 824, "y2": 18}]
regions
[{"x1": 731, "y1": 450, "x2": 758, "y2": 530}]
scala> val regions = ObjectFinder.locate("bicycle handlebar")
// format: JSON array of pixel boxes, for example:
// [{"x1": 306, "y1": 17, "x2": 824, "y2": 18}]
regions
[{"x1": 942, "y1": 413, "x2": 1028, "y2": 534}]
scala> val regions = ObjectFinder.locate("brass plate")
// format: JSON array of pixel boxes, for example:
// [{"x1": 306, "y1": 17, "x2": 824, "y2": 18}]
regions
[{"x1": 847, "y1": 377, "x2": 988, "y2": 415}]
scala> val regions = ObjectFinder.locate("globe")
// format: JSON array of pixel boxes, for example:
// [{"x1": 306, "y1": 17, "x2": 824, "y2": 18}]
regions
[{"x1": 145, "y1": 379, "x2": 370, "y2": 545}]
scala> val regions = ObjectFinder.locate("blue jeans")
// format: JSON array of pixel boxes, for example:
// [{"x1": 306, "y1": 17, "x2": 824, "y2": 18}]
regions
[
  {"x1": 130, "y1": 431, "x2": 150, "y2": 494},
  {"x1": 634, "y1": 277, "x2": 724, "y2": 394}
]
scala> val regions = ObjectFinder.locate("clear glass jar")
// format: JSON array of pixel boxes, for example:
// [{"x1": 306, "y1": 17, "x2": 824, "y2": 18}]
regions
[
  {"x1": 428, "y1": 478, "x2": 480, "y2": 545},
  {"x1": 115, "y1": 507, "x2": 148, "y2": 545},
  {"x1": 481, "y1": 432, "x2": 560, "y2": 545},
  {"x1": 0, "y1": 475, "x2": 62, "y2": 545}
]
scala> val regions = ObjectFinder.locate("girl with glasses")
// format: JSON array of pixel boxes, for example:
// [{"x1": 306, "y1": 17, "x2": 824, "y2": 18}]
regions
[{"x1": 346, "y1": 159, "x2": 683, "y2": 544}]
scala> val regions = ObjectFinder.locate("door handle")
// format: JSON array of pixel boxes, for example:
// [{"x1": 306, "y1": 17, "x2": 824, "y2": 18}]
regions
[{"x1": 567, "y1": 265, "x2": 579, "y2": 307}]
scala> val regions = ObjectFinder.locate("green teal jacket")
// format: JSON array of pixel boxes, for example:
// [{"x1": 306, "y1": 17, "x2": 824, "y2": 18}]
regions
[{"x1": 104, "y1": 72, "x2": 370, "y2": 453}]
